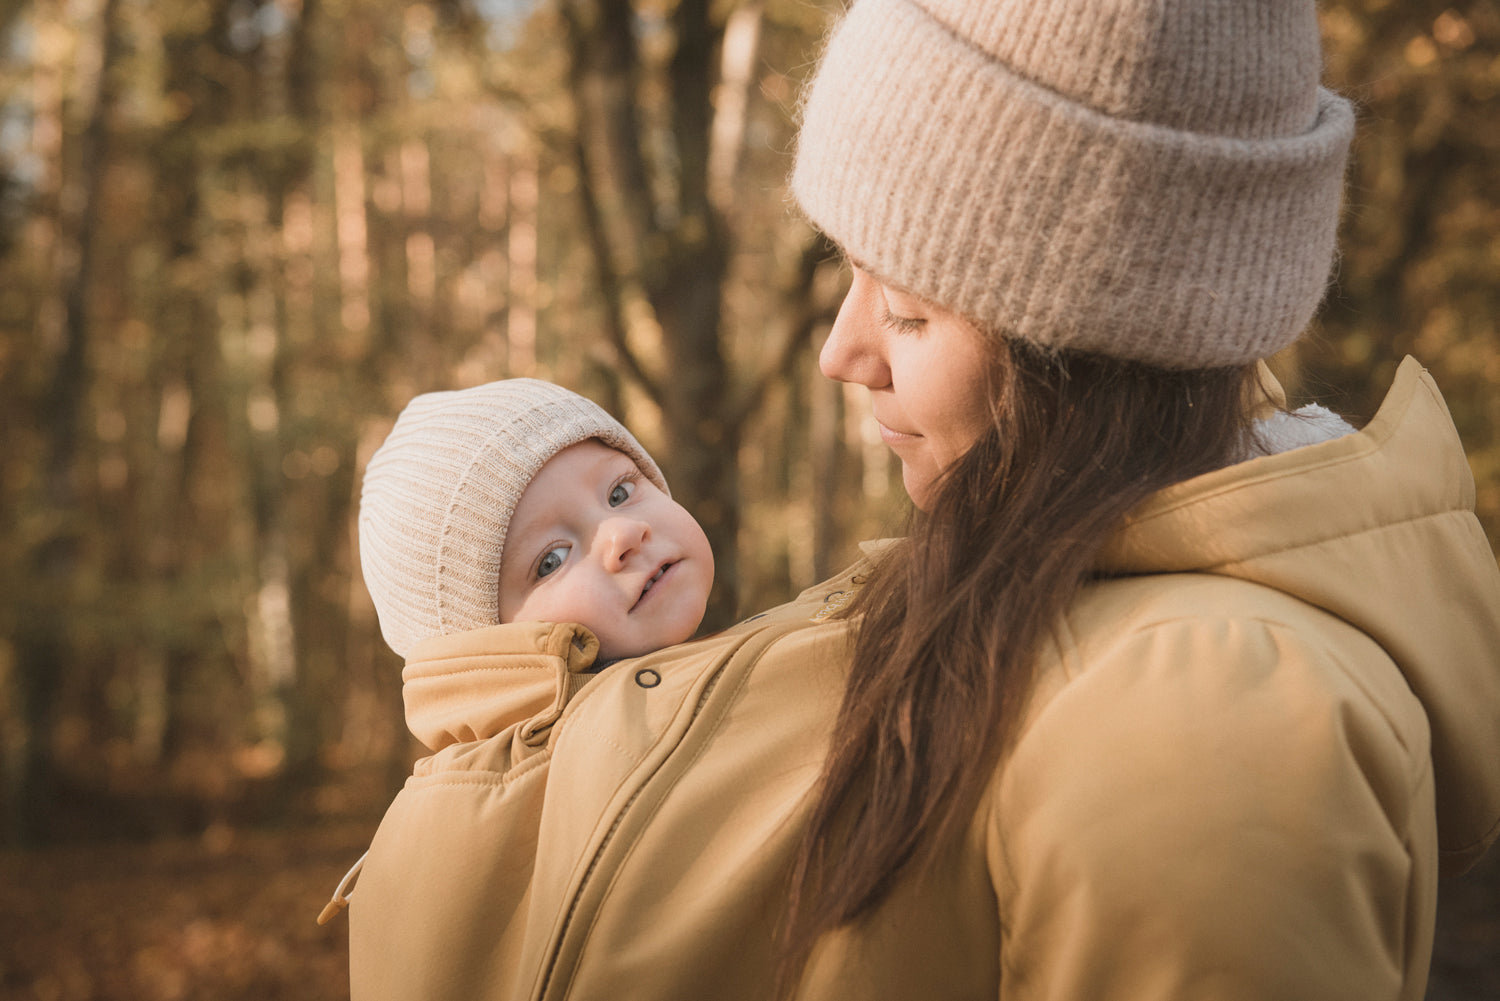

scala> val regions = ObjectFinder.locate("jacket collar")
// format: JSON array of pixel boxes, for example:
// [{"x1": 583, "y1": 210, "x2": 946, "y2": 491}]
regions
[{"x1": 402, "y1": 621, "x2": 599, "y2": 751}]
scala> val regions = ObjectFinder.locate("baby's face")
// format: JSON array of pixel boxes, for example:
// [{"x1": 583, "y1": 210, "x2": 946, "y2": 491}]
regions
[{"x1": 497, "y1": 440, "x2": 714, "y2": 660}]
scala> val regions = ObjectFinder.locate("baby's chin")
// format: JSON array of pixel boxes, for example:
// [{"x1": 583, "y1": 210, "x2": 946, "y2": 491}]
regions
[{"x1": 598, "y1": 625, "x2": 701, "y2": 663}]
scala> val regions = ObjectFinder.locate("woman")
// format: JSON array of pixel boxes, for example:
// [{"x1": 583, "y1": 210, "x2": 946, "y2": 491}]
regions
[
  {"x1": 779, "y1": 0, "x2": 1500, "y2": 996},
  {"x1": 342, "y1": 1, "x2": 1500, "y2": 998}
]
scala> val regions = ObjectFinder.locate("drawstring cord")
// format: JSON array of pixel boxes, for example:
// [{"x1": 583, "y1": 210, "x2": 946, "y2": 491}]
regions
[{"x1": 317, "y1": 850, "x2": 368, "y2": 925}]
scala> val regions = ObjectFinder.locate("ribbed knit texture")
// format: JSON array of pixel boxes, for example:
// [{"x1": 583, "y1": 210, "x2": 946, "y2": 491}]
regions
[
  {"x1": 359, "y1": 379, "x2": 667, "y2": 658},
  {"x1": 791, "y1": 0, "x2": 1356, "y2": 369}
]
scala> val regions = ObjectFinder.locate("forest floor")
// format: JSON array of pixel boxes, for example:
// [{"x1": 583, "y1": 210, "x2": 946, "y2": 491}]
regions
[
  {"x1": 0, "y1": 819, "x2": 1496, "y2": 1000},
  {"x1": 0, "y1": 821, "x2": 370, "y2": 1001}
]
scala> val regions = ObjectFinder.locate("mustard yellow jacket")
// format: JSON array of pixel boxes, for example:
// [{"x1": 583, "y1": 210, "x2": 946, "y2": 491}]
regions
[{"x1": 340, "y1": 358, "x2": 1500, "y2": 1000}]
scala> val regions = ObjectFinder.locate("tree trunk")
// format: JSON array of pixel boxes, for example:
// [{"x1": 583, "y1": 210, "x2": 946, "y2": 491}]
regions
[
  {"x1": 562, "y1": 0, "x2": 742, "y2": 624},
  {"x1": 5, "y1": 0, "x2": 125, "y2": 845}
]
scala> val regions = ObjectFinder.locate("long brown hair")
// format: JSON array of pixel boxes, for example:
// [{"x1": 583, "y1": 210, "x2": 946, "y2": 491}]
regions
[{"x1": 778, "y1": 337, "x2": 1260, "y2": 986}]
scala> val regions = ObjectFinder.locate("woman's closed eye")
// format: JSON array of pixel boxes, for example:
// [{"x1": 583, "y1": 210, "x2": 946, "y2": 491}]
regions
[
  {"x1": 880, "y1": 307, "x2": 926, "y2": 334},
  {"x1": 535, "y1": 543, "x2": 571, "y2": 580}
]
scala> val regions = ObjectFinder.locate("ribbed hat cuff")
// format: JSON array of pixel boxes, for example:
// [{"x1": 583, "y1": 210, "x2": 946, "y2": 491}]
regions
[{"x1": 791, "y1": 0, "x2": 1355, "y2": 369}]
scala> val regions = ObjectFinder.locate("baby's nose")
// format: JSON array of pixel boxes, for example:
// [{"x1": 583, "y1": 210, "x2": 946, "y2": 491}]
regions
[{"x1": 599, "y1": 516, "x2": 648, "y2": 568}]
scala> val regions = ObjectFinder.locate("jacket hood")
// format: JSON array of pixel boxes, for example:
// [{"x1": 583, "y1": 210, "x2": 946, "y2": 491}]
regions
[{"x1": 1099, "y1": 356, "x2": 1500, "y2": 873}]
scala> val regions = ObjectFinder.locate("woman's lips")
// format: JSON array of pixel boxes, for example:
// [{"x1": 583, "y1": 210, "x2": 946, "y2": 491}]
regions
[{"x1": 877, "y1": 421, "x2": 920, "y2": 446}]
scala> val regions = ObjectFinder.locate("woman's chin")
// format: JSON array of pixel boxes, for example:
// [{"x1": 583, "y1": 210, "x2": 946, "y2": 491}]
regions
[{"x1": 901, "y1": 466, "x2": 938, "y2": 512}]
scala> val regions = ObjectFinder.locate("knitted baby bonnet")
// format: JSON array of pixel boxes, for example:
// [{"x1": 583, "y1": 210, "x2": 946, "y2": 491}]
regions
[
  {"x1": 359, "y1": 379, "x2": 667, "y2": 658},
  {"x1": 792, "y1": 0, "x2": 1356, "y2": 369}
]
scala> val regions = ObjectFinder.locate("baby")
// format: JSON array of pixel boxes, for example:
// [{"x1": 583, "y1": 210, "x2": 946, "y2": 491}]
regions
[
  {"x1": 358, "y1": 378, "x2": 714, "y2": 664},
  {"x1": 316, "y1": 379, "x2": 717, "y2": 928}
]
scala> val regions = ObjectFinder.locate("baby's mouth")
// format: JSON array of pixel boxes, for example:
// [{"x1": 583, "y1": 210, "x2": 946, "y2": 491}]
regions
[{"x1": 635, "y1": 561, "x2": 676, "y2": 608}]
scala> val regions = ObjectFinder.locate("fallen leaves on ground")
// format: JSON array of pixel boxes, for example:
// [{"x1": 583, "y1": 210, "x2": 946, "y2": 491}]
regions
[{"x1": 0, "y1": 822, "x2": 370, "y2": 1001}]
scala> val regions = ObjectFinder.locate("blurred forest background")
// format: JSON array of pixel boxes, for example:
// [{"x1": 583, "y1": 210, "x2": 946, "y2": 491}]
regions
[{"x1": 0, "y1": 0, "x2": 1496, "y2": 998}]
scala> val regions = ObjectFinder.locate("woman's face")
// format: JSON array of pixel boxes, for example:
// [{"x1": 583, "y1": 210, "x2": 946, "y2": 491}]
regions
[{"x1": 819, "y1": 266, "x2": 994, "y2": 509}]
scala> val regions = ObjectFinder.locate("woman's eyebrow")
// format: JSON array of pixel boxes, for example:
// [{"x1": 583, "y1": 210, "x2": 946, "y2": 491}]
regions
[
  {"x1": 834, "y1": 248, "x2": 935, "y2": 307},
  {"x1": 846, "y1": 257, "x2": 929, "y2": 304}
]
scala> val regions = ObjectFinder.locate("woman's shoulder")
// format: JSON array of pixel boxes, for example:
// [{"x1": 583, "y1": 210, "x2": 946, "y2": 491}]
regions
[
  {"x1": 985, "y1": 573, "x2": 1438, "y2": 1001},
  {"x1": 1002, "y1": 571, "x2": 1431, "y2": 810},
  {"x1": 986, "y1": 569, "x2": 1434, "y2": 862},
  {"x1": 990, "y1": 572, "x2": 1433, "y2": 823}
]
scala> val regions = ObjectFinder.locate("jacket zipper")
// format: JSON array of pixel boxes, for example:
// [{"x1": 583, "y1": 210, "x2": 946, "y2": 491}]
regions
[{"x1": 531, "y1": 662, "x2": 731, "y2": 1000}]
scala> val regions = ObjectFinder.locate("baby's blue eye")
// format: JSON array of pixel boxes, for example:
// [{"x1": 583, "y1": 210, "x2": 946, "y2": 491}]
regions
[
  {"x1": 537, "y1": 545, "x2": 569, "y2": 579},
  {"x1": 609, "y1": 482, "x2": 634, "y2": 507}
]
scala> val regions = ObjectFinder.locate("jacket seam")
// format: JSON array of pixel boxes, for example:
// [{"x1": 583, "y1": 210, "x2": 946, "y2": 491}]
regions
[
  {"x1": 1105, "y1": 610, "x2": 1418, "y2": 759},
  {"x1": 551, "y1": 723, "x2": 639, "y2": 764},
  {"x1": 1188, "y1": 508, "x2": 1473, "y2": 570},
  {"x1": 406, "y1": 753, "x2": 551, "y2": 791},
  {"x1": 1131, "y1": 440, "x2": 1378, "y2": 522},
  {"x1": 406, "y1": 663, "x2": 561, "y2": 677}
]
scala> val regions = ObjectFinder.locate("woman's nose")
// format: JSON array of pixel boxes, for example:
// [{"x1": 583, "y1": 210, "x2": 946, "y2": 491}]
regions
[
  {"x1": 819, "y1": 270, "x2": 890, "y2": 388},
  {"x1": 598, "y1": 516, "x2": 649, "y2": 569}
]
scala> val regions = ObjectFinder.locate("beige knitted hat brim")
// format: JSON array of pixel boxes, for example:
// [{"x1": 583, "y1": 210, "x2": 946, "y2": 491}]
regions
[
  {"x1": 792, "y1": 0, "x2": 1356, "y2": 369},
  {"x1": 359, "y1": 379, "x2": 667, "y2": 658}
]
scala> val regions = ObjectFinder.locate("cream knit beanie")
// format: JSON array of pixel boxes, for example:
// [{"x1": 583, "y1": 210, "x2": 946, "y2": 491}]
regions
[
  {"x1": 792, "y1": 0, "x2": 1356, "y2": 369},
  {"x1": 359, "y1": 379, "x2": 667, "y2": 658}
]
